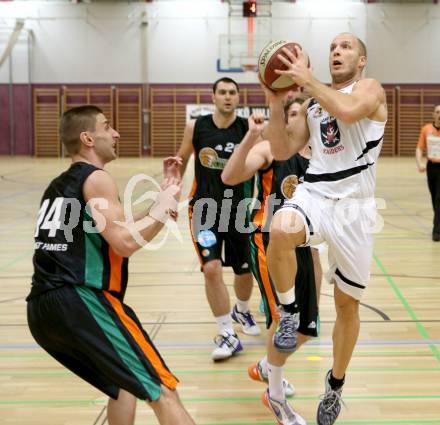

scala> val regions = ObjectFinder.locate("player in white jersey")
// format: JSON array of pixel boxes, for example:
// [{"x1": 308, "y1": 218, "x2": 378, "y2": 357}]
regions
[{"x1": 261, "y1": 33, "x2": 387, "y2": 425}]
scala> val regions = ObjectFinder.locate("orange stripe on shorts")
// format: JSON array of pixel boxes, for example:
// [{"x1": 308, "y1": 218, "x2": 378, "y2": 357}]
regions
[
  {"x1": 253, "y1": 232, "x2": 279, "y2": 322},
  {"x1": 108, "y1": 247, "x2": 122, "y2": 293},
  {"x1": 103, "y1": 291, "x2": 178, "y2": 390}
]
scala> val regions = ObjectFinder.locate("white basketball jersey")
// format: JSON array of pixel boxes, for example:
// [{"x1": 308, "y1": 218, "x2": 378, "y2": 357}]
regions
[{"x1": 303, "y1": 82, "x2": 386, "y2": 199}]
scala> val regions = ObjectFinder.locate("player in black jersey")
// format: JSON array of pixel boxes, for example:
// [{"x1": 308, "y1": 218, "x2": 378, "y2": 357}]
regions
[
  {"x1": 26, "y1": 105, "x2": 195, "y2": 425},
  {"x1": 164, "y1": 77, "x2": 260, "y2": 361},
  {"x1": 222, "y1": 99, "x2": 322, "y2": 424}
]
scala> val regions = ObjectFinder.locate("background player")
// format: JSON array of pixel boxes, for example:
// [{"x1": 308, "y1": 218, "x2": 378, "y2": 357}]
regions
[
  {"x1": 222, "y1": 99, "x2": 321, "y2": 425},
  {"x1": 164, "y1": 77, "x2": 260, "y2": 361}
]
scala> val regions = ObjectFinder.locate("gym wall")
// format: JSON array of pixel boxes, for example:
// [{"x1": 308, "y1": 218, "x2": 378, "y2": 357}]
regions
[{"x1": 0, "y1": 1, "x2": 439, "y2": 155}]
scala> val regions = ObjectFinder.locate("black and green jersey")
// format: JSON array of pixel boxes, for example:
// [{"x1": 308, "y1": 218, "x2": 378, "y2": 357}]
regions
[
  {"x1": 249, "y1": 154, "x2": 317, "y2": 332},
  {"x1": 189, "y1": 114, "x2": 253, "y2": 210},
  {"x1": 28, "y1": 162, "x2": 128, "y2": 300},
  {"x1": 251, "y1": 154, "x2": 309, "y2": 232}
]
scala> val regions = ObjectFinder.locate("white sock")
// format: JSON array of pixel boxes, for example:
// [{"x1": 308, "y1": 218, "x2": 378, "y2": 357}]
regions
[
  {"x1": 267, "y1": 362, "x2": 284, "y2": 401},
  {"x1": 259, "y1": 356, "x2": 268, "y2": 377},
  {"x1": 235, "y1": 298, "x2": 249, "y2": 313},
  {"x1": 277, "y1": 287, "x2": 296, "y2": 305},
  {"x1": 216, "y1": 314, "x2": 234, "y2": 335}
]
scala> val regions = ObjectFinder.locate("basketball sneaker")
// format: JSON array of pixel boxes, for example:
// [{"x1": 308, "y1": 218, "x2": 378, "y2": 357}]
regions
[
  {"x1": 262, "y1": 389, "x2": 307, "y2": 425},
  {"x1": 231, "y1": 304, "x2": 261, "y2": 336},
  {"x1": 248, "y1": 361, "x2": 295, "y2": 397},
  {"x1": 316, "y1": 370, "x2": 345, "y2": 425},
  {"x1": 273, "y1": 307, "x2": 300, "y2": 352},
  {"x1": 211, "y1": 331, "x2": 243, "y2": 361}
]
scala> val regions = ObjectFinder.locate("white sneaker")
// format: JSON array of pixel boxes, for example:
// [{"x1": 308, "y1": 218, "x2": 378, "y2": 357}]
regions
[
  {"x1": 262, "y1": 389, "x2": 307, "y2": 425},
  {"x1": 231, "y1": 304, "x2": 261, "y2": 336},
  {"x1": 211, "y1": 331, "x2": 243, "y2": 361},
  {"x1": 248, "y1": 361, "x2": 296, "y2": 397}
]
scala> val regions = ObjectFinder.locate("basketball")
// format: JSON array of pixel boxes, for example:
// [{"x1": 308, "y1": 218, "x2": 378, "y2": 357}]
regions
[{"x1": 258, "y1": 40, "x2": 307, "y2": 92}]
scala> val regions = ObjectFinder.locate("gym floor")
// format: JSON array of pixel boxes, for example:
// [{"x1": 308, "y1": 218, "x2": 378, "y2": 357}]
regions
[{"x1": 0, "y1": 156, "x2": 439, "y2": 425}]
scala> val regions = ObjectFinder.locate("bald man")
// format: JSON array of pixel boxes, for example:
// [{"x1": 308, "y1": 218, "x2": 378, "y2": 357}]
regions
[{"x1": 261, "y1": 33, "x2": 387, "y2": 425}]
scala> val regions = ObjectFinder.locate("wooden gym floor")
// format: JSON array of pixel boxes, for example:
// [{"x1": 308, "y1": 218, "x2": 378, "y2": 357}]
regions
[{"x1": 0, "y1": 156, "x2": 439, "y2": 425}]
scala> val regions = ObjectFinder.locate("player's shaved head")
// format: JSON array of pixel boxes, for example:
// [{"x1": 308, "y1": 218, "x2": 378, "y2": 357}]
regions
[{"x1": 335, "y1": 33, "x2": 367, "y2": 57}]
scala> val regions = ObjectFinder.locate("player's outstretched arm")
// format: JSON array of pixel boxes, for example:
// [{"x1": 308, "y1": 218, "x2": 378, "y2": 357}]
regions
[
  {"x1": 222, "y1": 114, "x2": 270, "y2": 185},
  {"x1": 83, "y1": 170, "x2": 180, "y2": 257},
  {"x1": 263, "y1": 87, "x2": 309, "y2": 160},
  {"x1": 164, "y1": 119, "x2": 195, "y2": 179}
]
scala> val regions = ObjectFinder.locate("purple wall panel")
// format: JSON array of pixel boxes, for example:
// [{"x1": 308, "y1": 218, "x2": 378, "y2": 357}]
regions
[
  {"x1": 0, "y1": 85, "x2": 11, "y2": 155},
  {"x1": 1, "y1": 82, "x2": 440, "y2": 157},
  {"x1": 0, "y1": 84, "x2": 31, "y2": 155},
  {"x1": 13, "y1": 85, "x2": 32, "y2": 155}
]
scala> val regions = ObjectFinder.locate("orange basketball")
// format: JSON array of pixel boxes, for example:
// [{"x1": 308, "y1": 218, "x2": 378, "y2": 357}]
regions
[{"x1": 258, "y1": 40, "x2": 307, "y2": 92}]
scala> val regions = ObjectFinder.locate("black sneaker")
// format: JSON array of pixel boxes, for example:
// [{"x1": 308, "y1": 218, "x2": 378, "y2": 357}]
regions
[
  {"x1": 432, "y1": 233, "x2": 440, "y2": 242},
  {"x1": 316, "y1": 370, "x2": 345, "y2": 425},
  {"x1": 273, "y1": 307, "x2": 300, "y2": 353}
]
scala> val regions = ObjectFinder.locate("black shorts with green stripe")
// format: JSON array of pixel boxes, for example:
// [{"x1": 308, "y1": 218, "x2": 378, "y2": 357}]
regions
[
  {"x1": 27, "y1": 284, "x2": 178, "y2": 401},
  {"x1": 249, "y1": 230, "x2": 319, "y2": 336}
]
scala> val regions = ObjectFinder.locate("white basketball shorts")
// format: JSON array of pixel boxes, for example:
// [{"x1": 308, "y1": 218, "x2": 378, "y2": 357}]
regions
[{"x1": 276, "y1": 184, "x2": 379, "y2": 300}]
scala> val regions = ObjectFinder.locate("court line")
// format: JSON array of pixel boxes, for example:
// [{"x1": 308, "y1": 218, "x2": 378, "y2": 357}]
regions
[
  {"x1": 92, "y1": 406, "x2": 107, "y2": 425},
  {"x1": 97, "y1": 349, "x2": 440, "y2": 358},
  {"x1": 370, "y1": 273, "x2": 440, "y2": 280},
  {"x1": 383, "y1": 220, "x2": 428, "y2": 236},
  {"x1": 320, "y1": 293, "x2": 390, "y2": 320},
  {"x1": 383, "y1": 197, "x2": 431, "y2": 233},
  {"x1": 1, "y1": 339, "x2": 439, "y2": 350},
  {"x1": 0, "y1": 296, "x2": 25, "y2": 303},
  {"x1": 2, "y1": 366, "x2": 439, "y2": 377},
  {"x1": 154, "y1": 339, "x2": 440, "y2": 348},
  {"x1": 135, "y1": 421, "x2": 440, "y2": 425},
  {"x1": 1, "y1": 394, "x2": 439, "y2": 406},
  {"x1": 0, "y1": 214, "x2": 34, "y2": 235},
  {"x1": 136, "y1": 421, "x2": 440, "y2": 425},
  {"x1": 0, "y1": 168, "x2": 33, "y2": 178},
  {"x1": 0, "y1": 187, "x2": 41, "y2": 202},
  {"x1": 3, "y1": 271, "x2": 438, "y2": 279},
  {"x1": 0, "y1": 248, "x2": 34, "y2": 272},
  {"x1": 0, "y1": 349, "x2": 435, "y2": 360},
  {"x1": 150, "y1": 313, "x2": 167, "y2": 340},
  {"x1": 3, "y1": 318, "x2": 440, "y2": 326},
  {"x1": 374, "y1": 254, "x2": 440, "y2": 363}
]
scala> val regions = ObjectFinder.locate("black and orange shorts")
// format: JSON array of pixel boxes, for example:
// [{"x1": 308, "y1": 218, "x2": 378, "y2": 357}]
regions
[
  {"x1": 250, "y1": 230, "x2": 319, "y2": 335},
  {"x1": 188, "y1": 205, "x2": 252, "y2": 275},
  {"x1": 27, "y1": 284, "x2": 178, "y2": 401}
]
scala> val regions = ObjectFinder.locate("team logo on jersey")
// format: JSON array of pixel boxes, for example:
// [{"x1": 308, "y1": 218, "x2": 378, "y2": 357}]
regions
[
  {"x1": 313, "y1": 106, "x2": 324, "y2": 118},
  {"x1": 320, "y1": 116, "x2": 341, "y2": 148},
  {"x1": 197, "y1": 230, "x2": 217, "y2": 248},
  {"x1": 199, "y1": 147, "x2": 227, "y2": 170},
  {"x1": 281, "y1": 174, "x2": 299, "y2": 199}
]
